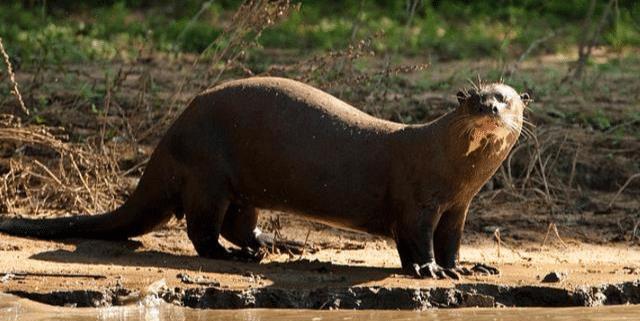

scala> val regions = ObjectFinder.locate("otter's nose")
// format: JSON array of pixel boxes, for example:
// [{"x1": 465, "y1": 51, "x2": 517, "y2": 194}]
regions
[{"x1": 479, "y1": 102, "x2": 499, "y2": 115}]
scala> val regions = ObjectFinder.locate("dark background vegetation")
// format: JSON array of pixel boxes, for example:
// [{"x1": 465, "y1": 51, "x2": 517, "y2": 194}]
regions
[
  {"x1": 3, "y1": 0, "x2": 640, "y2": 61},
  {"x1": 0, "y1": 0, "x2": 638, "y2": 244}
]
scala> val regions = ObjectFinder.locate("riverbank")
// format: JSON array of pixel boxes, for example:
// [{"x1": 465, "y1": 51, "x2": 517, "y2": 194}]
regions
[
  {"x1": 1, "y1": 47, "x2": 638, "y2": 311},
  {"x1": 1, "y1": 212, "x2": 639, "y2": 310}
]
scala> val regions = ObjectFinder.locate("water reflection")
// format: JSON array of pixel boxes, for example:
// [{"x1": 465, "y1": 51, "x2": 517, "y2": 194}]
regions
[{"x1": 1, "y1": 293, "x2": 639, "y2": 321}]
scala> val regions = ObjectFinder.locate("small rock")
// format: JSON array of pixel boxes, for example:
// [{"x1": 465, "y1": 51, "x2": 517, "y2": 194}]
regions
[
  {"x1": 177, "y1": 272, "x2": 192, "y2": 283},
  {"x1": 0, "y1": 273, "x2": 15, "y2": 283},
  {"x1": 177, "y1": 273, "x2": 220, "y2": 287},
  {"x1": 541, "y1": 271, "x2": 568, "y2": 283}
]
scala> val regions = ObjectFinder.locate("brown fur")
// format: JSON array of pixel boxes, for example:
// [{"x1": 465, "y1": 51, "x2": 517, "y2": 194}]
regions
[{"x1": 0, "y1": 77, "x2": 528, "y2": 278}]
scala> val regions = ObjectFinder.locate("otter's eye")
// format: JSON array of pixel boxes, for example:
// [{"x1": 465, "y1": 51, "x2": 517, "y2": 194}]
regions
[{"x1": 495, "y1": 93, "x2": 504, "y2": 102}]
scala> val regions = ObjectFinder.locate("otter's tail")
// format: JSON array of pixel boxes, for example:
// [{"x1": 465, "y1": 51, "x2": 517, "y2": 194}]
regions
[
  {"x1": 0, "y1": 147, "x2": 176, "y2": 240},
  {"x1": 0, "y1": 205, "x2": 171, "y2": 240}
]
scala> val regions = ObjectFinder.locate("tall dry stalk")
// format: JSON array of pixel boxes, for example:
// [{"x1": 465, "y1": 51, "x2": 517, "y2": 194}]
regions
[
  {"x1": 0, "y1": 37, "x2": 29, "y2": 115},
  {"x1": 136, "y1": 0, "x2": 298, "y2": 143}
]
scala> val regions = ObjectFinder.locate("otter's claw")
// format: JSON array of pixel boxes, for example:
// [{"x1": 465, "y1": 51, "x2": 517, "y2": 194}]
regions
[
  {"x1": 454, "y1": 266, "x2": 473, "y2": 276},
  {"x1": 413, "y1": 262, "x2": 461, "y2": 280},
  {"x1": 470, "y1": 263, "x2": 500, "y2": 275}
]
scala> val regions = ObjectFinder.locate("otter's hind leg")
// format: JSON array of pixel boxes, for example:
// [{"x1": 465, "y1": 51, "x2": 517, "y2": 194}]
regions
[
  {"x1": 182, "y1": 176, "x2": 255, "y2": 261},
  {"x1": 221, "y1": 204, "x2": 309, "y2": 255},
  {"x1": 219, "y1": 203, "x2": 262, "y2": 258}
]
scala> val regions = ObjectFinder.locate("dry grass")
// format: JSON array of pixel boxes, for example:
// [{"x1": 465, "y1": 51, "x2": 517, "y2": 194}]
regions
[
  {"x1": 0, "y1": 114, "x2": 125, "y2": 216},
  {"x1": 485, "y1": 124, "x2": 639, "y2": 212}
]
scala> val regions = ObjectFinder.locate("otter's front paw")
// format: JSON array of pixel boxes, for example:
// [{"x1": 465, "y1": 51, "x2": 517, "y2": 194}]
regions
[
  {"x1": 412, "y1": 262, "x2": 461, "y2": 280},
  {"x1": 470, "y1": 263, "x2": 500, "y2": 275}
]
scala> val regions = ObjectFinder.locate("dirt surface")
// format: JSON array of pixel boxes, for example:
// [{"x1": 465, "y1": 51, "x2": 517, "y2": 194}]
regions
[{"x1": 1, "y1": 211, "x2": 639, "y2": 309}]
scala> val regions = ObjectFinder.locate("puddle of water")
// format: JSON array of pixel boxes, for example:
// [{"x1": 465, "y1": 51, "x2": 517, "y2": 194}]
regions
[{"x1": 1, "y1": 293, "x2": 639, "y2": 321}]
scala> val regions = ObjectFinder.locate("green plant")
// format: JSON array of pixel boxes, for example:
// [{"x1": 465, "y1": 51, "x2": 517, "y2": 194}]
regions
[{"x1": 586, "y1": 110, "x2": 612, "y2": 130}]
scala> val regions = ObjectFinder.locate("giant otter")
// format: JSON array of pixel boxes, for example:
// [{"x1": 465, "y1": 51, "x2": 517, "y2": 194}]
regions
[{"x1": 0, "y1": 77, "x2": 529, "y2": 279}]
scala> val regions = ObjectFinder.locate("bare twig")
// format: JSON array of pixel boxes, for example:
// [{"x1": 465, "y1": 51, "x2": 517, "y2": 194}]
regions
[
  {"x1": 405, "y1": 0, "x2": 421, "y2": 29},
  {"x1": 503, "y1": 29, "x2": 559, "y2": 78},
  {"x1": 349, "y1": 0, "x2": 366, "y2": 41},
  {"x1": 0, "y1": 37, "x2": 29, "y2": 115},
  {"x1": 541, "y1": 223, "x2": 568, "y2": 250},
  {"x1": 608, "y1": 173, "x2": 640, "y2": 209},
  {"x1": 32, "y1": 159, "x2": 63, "y2": 186},
  {"x1": 568, "y1": 0, "x2": 616, "y2": 80},
  {"x1": 69, "y1": 154, "x2": 99, "y2": 212},
  {"x1": 299, "y1": 227, "x2": 312, "y2": 259},
  {"x1": 494, "y1": 228, "x2": 502, "y2": 257},
  {"x1": 533, "y1": 134, "x2": 552, "y2": 203},
  {"x1": 605, "y1": 119, "x2": 640, "y2": 134},
  {"x1": 568, "y1": 146, "x2": 580, "y2": 188},
  {"x1": 493, "y1": 227, "x2": 530, "y2": 261},
  {"x1": 552, "y1": 223, "x2": 568, "y2": 249},
  {"x1": 631, "y1": 219, "x2": 640, "y2": 245},
  {"x1": 176, "y1": 1, "x2": 215, "y2": 46},
  {"x1": 137, "y1": 0, "x2": 297, "y2": 143}
]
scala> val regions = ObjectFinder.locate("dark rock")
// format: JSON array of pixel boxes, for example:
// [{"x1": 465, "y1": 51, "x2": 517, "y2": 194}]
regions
[
  {"x1": 461, "y1": 292, "x2": 495, "y2": 307},
  {"x1": 505, "y1": 285, "x2": 573, "y2": 307},
  {"x1": 9, "y1": 290, "x2": 111, "y2": 307},
  {"x1": 541, "y1": 271, "x2": 567, "y2": 283}
]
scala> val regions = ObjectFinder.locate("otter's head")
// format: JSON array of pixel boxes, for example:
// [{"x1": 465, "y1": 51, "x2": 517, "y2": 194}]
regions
[{"x1": 453, "y1": 83, "x2": 531, "y2": 156}]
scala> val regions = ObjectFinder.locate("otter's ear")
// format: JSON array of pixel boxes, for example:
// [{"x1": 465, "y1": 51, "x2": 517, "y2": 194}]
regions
[
  {"x1": 520, "y1": 92, "x2": 531, "y2": 105},
  {"x1": 456, "y1": 91, "x2": 468, "y2": 105}
]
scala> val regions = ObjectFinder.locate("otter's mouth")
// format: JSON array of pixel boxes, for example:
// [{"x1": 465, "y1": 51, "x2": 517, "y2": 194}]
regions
[
  {"x1": 462, "y1": 115, "x2": 516, "y2": 157},
  {"x1": 471, "y1": 111, "x2": 523, "y2": 145},
  {"x1": 473, "y1": 113, "x2": 505, "y2": 130}
]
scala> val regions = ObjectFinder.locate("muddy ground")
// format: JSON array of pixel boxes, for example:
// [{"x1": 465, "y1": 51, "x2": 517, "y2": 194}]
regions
[
  {"x1": 1, "y1": 211, "x2": 640, "y2": 309},
  {"x1": 0, "y1": 50, "x2": 639, "y2": 309}
]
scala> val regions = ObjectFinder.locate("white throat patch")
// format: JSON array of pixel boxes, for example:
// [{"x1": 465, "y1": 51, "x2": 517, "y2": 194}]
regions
[{"x1": 464, "y1": 121, "x2": 514, "y2": 157}]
